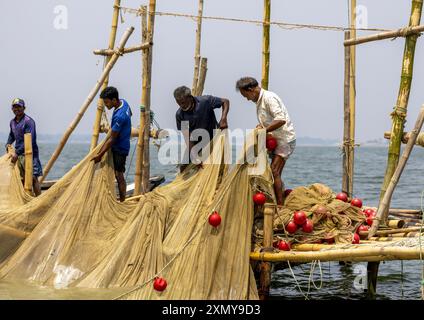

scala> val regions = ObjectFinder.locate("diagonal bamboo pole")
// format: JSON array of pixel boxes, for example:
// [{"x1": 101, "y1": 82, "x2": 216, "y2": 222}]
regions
[
  {"x1": 90, "y1": 0, "x2": 121, "y2": 151},
  {"x1": 93, "y1": 42, "x2": 152, "y2": 56},
  {"x1": 134, "y1": 0, "x2": 156, "y2": 195},
  {"x1": 344, "y1": 25, "x2": 424, "y2": 46},
  {"x1": 379, "y1": 0, "x2": 423, "y2": 223},
  {"x1": 192, "y1": 0, "x2": 204, "y2": 95},
  {"x1": 369, "y1": 106, "x2": 424, "y2": 238},
  {"x1": 40, "y1": 27, "x2": 135, "y2": 183},
  {"x1": 261, "y1": 0, "x2": 271, "y2": 90}
]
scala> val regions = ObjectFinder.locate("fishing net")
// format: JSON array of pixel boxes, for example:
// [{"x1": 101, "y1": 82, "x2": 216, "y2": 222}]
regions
[
  {"x1": 269, "y1": 183, "x2": 366, "y2": 245},
  {"x1": 0, "y1": 130, "x2": 274, "y2": 299}
]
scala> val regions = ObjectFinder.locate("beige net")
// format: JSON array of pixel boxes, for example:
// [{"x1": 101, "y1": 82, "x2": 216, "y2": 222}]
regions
[{"x1": 0, "y1": 130, "x2": 274, "y2": 299}]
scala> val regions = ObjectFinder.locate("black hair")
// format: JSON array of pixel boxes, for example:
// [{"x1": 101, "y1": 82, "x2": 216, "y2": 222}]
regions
[
  {"x1": 235, "y1": 77, "x2": 259, "y2": 91},
  {"x1": 100, "y1": 86, "x2": 119, "y2": 101}
]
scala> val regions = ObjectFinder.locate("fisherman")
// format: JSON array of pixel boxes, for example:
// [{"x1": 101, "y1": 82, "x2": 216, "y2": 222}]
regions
[
  {"x1": 174, "y1": 85, "x2": 230, "y2": 171},
  {"x1": 92, "y1": 86, "x2": 132, "y2": 202},
  {"x1": 5, "y1": 98, "x2": 43, "y2": 196},
  {"x1": 235, "y1": 77, "x2": 296, "y2": 206}
]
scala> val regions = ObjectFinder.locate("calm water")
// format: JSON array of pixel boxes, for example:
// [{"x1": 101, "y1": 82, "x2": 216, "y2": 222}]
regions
[{"x1": 8, "y1": 142, "x2": 424, "y2": 300}]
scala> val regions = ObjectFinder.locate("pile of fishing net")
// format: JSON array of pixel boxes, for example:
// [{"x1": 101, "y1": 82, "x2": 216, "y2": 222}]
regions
[
  {"x1": 0, "y1": 130, "x2": 274, "y2": 299},
  {"x1": 272, "y1": 183, "x2": 366, "y2": 245}
]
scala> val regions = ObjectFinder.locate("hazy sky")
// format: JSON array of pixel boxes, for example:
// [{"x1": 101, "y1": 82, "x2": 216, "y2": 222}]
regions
[{"x1": 1, "y1": 0, "x2": 423, "y2": 142}]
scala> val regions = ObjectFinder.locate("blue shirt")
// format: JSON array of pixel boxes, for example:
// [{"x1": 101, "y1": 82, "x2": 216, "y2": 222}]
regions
[
  {"x1": 111, "y1": 99, "x2": 132, "y2": 156},
  {"x1": 175, "y1": 95, "x2": 223, "y2": 140},
  {"x1": 6, "y1": 114, "x2": 40, "y2": 157}
]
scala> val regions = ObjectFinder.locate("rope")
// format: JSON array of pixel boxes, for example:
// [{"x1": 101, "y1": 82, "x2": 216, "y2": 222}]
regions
[{"x1": 118, "y1": 6, "x2": 390, "y2": 33}]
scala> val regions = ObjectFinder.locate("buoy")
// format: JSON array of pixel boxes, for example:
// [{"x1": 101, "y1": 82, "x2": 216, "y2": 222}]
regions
[
  {"x1": 284, "y1": 189, "x2": 293, "y2": 197},
  {"x1": 363, "y1": 208, "x2": 375, "y2": 217},
  {"x1": 335, "y1": 192, "x2": 348, "y2": 202},
  {"x1": 357, "y1": 225, "x2": 369, "y2": 233},
  {"x1": 266, "y1": 136, "x2": 278, "y2": 151},
  {"x1": 278, "y1": 241, "x2": 291, "y2": 251},
  {"x1": 293, "y1": 211, "x2": 307, "y2": 226},
  {"x1": 153, "y1": 277, "x2": 167, "y2": 291},
  {"x1": 286, "y1": 221, "x2": 298, "y2": 234},
  {"x1": 208, "y1": 211, "x2": 221, "y2": 227},
  {"x1": 352, "y1": 233, "x2": 360, "y2": 244},
  {"x1": 351, "y1": 198, "x2": 363, "y2": 208},
  {"x1": 302, "y1": 219, "x2": 314, "y2": 233},
  {"x1": 253, "y1": 192, "x2": 266, "y2": 205}
]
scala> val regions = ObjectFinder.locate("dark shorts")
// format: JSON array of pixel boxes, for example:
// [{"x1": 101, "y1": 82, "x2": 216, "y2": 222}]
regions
[
  {"x1": 17, "y1": 155, "x2": 43, "y2": 178},
  {"x1": 112, "y1": 151, "x2": 127, "y2": 173}
]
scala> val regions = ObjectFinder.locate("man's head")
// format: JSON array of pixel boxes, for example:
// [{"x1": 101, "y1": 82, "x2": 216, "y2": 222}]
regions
[
  {"x1": 11, "y1": 98, "x2": 25, "y2": 118},
  {"x1": 100, "y1": 86, "x2": 120, "y2": 110},
  {"x1": 173, "y1": 86, "x2": 193, "y2": 111},
  {"x1": 236, "y1": 77, "x2": 261, "y2": 102}
]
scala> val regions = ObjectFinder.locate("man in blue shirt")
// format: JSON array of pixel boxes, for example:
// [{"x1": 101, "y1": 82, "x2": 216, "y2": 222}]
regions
[
  {"x1": 92, "y1": 87, "x2": 132, "y2": 202},
  {"x1": 174, "y1": 86, "x2": 230, "y2": 171},
  {"x1": 5, "y1": 98, "x2": 42, "y2": 196}
]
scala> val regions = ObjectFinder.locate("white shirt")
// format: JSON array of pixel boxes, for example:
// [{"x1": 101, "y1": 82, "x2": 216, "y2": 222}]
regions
[{"x1": 256, "y1": 89, "x2": 296, "y2": 144}]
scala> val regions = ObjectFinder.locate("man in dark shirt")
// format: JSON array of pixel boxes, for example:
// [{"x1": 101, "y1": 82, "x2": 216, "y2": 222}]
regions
[
  {"x1": 5, "y1": 98, "x2": 42, "y2": 196},
  {"x1": 174, "y1": 86, "x2": 230, "y2": 171},
  {"x1": 92, "y1": 87, "x2": 132, "y2": 202}
]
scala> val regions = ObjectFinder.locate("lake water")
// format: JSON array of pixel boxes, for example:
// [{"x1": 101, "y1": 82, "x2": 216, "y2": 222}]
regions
[{"x1": 3, "y1": 142, "x2": 423, "y2": 300}]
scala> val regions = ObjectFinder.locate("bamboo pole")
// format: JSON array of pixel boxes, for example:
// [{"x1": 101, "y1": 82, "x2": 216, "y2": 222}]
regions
[
  {"x1": 362, "y1": 226, "x2": 423, "y2": 237},
  {"x1": 379, "y1": 0, "x2": 423, "y2": 222},
  {"x1": 370, "y1": 106, "x2": 424, "y2": 237},
  {"x1": 24, "y1": 133, "x2": 33, "y2": 194},
  {"x1": 93, "y1": 42, "x2": 152, "y2": 56},
  {"x1": 134, "y1": 0, "x2": 156, "y2": 195},
  {"x1": 192, "y1": 0, "x2": 204, "y2": 94},
  {"x1": 387, "y1": 219, "x2": 406, "y2": 229},
  {"x1": 261, "y1": 0, "x2": 271, "y2": 90},
  {"x1": 40, "y1": 27, "x2": 135, "y2": 183},
  {"x1": 90, "y1": 0, "x2": 121, "y2": 151},
  {"x1": 384, "y1": 131, "x2": 424, "y2": 147},
  {"x1": 196, "y1": 57, "x2": 208, "y2": 96},
  {"x1": 259, "y1": 204, "x2": 275, "y2": 300},
  {"x1": 344, "y1": 25, "x2": 424, "y2": 46},
  {"x1": 342, "y1": 31, "x2": 353, "y2": 196},
  {"x1": 250, "y1": 247, "x2": 424, "y2": 263},
  {"x1": 349, "y1": 0, "x2": 356, "y2": 195}
]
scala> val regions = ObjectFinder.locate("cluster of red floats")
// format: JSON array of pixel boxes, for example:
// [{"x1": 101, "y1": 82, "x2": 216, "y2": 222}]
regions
[{"x1": 272, "y1": 191, "x2": 377, "y2": 252}]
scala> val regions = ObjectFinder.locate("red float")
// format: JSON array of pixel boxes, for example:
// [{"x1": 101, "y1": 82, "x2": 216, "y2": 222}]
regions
[
  {"x1": 293, "y1": 211, "x2": 307, "y2": 226},
  {"x1": 208, "y1": 211, "x2": 221, "y2": 227},
  {"x1": 335, "y1": 192, "x2": 348, "y2": 202},
  {"x1": 351, "y1": 198, "x2": 363, "y2": 208},
  {"x1": 363, "y1": 208, "x2": 375, "y2": 217},
  {"x1": 352, "y1": 233, "x2": 360, "y2": 244},
  {"x1": 278, "y1": 241, "x2": 291, "y2": 251},
  {"x1": 266, "y1": 136, "x2": 278, "y2": 151},
  {"x1": 286, "y1": 221, "x2": 298, "y2": 234},
  {"x1": 357, "y1": 225, "x2": 369, "y2": 233},
  {"x1": 302, "y1": 219, "x2": 314, "y2": 233},
  {"x1": 284, "y1": 189, "x2": 293, "y2": 197},
  {"x1": 253, "y1": 192, "x2": 266, "y2": 205},
  {"x1": 326, "y1": 238, "x2": 335, "y2": 244},
  {"x1": 153, "y1": 277, "x2": 167, "y2": 291}
]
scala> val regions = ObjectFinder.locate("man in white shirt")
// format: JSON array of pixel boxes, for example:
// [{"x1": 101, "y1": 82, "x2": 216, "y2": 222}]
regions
[{"x1": 236, "y1": 77, "x2": 296, "y2": 206}]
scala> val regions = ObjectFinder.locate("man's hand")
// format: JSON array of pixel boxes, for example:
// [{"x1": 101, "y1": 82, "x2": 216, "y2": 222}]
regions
[
  {"x1": 91, "y1": 154, "x2": 103, "y2": 164},
  {"x1": 256, "y1": 124, "x2": 264, "y2": 129},
  {"x1": 219, "y1": 118, "x2": 228, "y2": 130},
  {"x1": 10, "y1": 153, "x2": 18, "y2": 164}
]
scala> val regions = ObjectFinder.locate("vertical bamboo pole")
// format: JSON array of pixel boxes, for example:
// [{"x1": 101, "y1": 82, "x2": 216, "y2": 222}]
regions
[
  {"x1": 134, "y1": 0, "x2": 156, "y2": 195},
  {"x1": 40, "y1": 27, "x2": 135, "y2": 183},
  {"x1": 379, "y1": 0, "x2": 423, "y2": 221},
  {"x1": 342, "y1": 31, "x2": 353, "y2": 196},
  {"x1": 259, "y1": 204, "x2": 275, "y2": 300},
  {"x1": 196, "y1": 57, "x2": 208, "y2": 96},
  {"x1": 90, "y1": 0, "x2": 121, "y2": 150},
  {"x1": 261, "y1": 0, "x2": 271, "y2": 90},
  {"x1": 348, "y1": 0, "x2": 356, "y2": 195},
  {"x1": 192, "y1": 0, "x2": 204, "y2": 95},
  {"x1": 24, "y1": 133, "x2": 33, "y2": 194}
]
